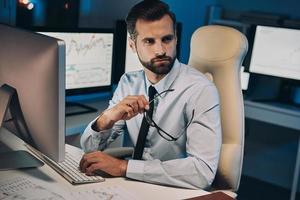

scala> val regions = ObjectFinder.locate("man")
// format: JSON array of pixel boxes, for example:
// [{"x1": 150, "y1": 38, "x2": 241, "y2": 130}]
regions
[{"x1": 80, "y1": 0, "x2": 221, "y2": 189}]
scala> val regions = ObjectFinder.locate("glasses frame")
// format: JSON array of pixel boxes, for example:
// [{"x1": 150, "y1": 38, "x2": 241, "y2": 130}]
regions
[{"x1": 144, "y1": 89, "x2": 195, "y2": 141}]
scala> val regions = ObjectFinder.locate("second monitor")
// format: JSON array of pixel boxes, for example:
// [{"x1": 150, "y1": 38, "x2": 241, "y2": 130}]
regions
[
  {"x1": 248, "y1": 25, "x2": 300, "y2": 103},
  {"x1": 250, "y1": 25, "x2": 300, "y2": 80},
  {"x1": 38, "y1": 28, "x2": 115, "y2": 115}
]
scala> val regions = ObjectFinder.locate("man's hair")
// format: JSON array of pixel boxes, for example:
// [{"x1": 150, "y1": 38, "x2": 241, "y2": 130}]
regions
[{"x1": 126, "y1": 0, "x2": 177, "y2": 40}]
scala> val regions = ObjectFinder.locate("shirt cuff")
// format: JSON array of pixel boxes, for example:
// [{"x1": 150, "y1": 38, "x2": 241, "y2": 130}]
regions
[
  {"x1": 80, "y1": 119, "x2": 111, "y2": 152},
  {"x1": 126, "y1": 160, "x2": 145, "y2": 181}
]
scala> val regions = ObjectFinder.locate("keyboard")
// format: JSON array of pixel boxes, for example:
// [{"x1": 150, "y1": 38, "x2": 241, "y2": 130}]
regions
[
  {"x1": 26, "y1": 145, "x2": 105, "y2": 185},
  {"x1": 45, "y1": 151, "x2": 105, "y2": 185}
]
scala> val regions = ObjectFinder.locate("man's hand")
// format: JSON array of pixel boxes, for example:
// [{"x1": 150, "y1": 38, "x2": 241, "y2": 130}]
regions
[
  {"x1": 79, "y1": 151, "x2": 128, "y2": 177},
  {"x1": 112, "y1": 95, "x2": 150, "y2": 120},
  {"x1": 95, "y1": 95, "x2": 149, "y2": 130}
]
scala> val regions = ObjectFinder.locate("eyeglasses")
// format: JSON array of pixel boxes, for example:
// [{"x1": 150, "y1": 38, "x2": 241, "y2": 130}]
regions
[{"x1": 144, "y1": 89, "x2": 195, "y2": 141}]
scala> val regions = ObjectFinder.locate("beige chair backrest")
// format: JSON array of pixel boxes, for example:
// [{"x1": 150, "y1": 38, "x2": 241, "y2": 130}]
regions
[{"x1": 188, "y1": 25, "x2": 248, "y2": 192}]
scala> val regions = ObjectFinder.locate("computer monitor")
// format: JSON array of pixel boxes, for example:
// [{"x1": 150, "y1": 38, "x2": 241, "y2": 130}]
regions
[
  {"x1": 249, "y1": 25, "x2": 300, "y2": 80},
  {"x1": 37, "y1": 28, "x2": 114, "y2": 115},
  {"x1": 0, "y1": 24, "x2": 65, "y2": 167}
]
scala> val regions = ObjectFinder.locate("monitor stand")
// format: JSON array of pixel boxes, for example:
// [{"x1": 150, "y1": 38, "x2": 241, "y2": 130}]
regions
[
  {"x1": 65, "y1": 101, "x2": 98, "y2": 116},
  {"x1": 0, "y1": 84, "x2": 44, "y2": 170}
]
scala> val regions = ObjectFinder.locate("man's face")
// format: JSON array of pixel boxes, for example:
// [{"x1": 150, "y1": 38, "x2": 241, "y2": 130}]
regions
[{"x1": 129, "y1": 14, "x2": 177, "y2": 75}]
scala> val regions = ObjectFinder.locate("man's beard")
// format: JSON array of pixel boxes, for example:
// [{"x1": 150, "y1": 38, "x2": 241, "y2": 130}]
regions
[{"x1": 138, "y1": 53, "x2": 176, "y2": 75}]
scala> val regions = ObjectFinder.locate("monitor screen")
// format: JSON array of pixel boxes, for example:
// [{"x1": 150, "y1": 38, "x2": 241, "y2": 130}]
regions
[
  {"x1": 0, "y1": 24, "x2": 65, "y2": 162},
  {"x1": 38, "y1": 29, "x2": 114, "y2": 95},
  {"x1": 249, "y1": 25, "x2": 300, "y2": 80}
]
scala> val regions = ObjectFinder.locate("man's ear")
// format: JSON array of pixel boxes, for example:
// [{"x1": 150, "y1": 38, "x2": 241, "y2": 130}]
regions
[{"x1": 128, "y1": 38, "x2": 137, "y2": 53}]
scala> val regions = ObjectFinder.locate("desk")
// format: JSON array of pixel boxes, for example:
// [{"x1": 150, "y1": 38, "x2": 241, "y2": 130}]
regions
[
  {"x1": 244, "y1": 100, "x2": 300, "y2": 200},
  {"x1": 0, "y1": 128, "x2": 209, "y2": 200},
  {"x1": 66, "y1": 98, "x2": 300, "y2": 199}
]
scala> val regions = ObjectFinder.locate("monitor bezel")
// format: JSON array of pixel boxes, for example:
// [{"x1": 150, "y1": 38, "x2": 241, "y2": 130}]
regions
[{"x1": 31, "y1": 26, "x2": 115, "y2": 96}]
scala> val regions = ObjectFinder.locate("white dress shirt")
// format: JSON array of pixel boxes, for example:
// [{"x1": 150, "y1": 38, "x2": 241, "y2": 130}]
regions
[{"x1": 80, "y1": 59, "x2": 222, "y2": 189}]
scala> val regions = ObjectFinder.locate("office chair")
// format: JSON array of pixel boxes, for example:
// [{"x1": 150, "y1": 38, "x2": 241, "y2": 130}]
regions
[{"x1": 188, "y1": 25, "x2": 248, "y2": 198}]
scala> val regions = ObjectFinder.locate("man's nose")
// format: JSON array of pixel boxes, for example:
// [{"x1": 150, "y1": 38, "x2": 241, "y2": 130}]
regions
[{"x1": 154, "y1": 42, "x2": 166, "y2": 56}]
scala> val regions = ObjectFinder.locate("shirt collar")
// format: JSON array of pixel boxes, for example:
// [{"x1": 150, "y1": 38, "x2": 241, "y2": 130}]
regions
[{"x1": 144, "y1": 59, "x2": 180, "y2": 95}]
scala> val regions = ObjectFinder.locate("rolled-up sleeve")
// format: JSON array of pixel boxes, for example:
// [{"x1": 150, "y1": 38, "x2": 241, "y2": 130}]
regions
[
  {"x1": 80, "y1": 75, "x2": 127, "y2": 153},
  {"x1": 80, "y1": 119, "x2": 110, "y2": 152},
  {"x1": 80, "y1": 119, "x2": 126, "y2": 152},
  {"x1": 126, "y1": 85, "x2": 222, "y2": 189}
]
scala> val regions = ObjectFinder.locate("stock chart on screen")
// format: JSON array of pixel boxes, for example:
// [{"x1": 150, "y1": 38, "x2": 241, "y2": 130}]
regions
[{"x1": 39, "y1": 32, "x2": 114, "y2": 89}]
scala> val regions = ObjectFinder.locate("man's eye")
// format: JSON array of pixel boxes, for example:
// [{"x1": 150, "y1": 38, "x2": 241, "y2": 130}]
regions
[
  {"x1": 162, "y1": 36, "x2": 174, "y2": 43},
  {"x1": 144, "y1": 39, "x2": 155, "y2": 45}
]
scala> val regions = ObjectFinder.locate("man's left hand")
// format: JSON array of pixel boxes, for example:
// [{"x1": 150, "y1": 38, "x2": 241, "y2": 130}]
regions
[{"x1": 79, "y1": 151, "x2": 128, "y2": 177}]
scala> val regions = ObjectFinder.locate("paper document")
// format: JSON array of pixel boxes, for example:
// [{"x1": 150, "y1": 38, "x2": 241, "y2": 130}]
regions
[
  {"x1": 0, "y1": 176, "x2": 67, "y2": 200},
  {"x1": 0, "y1": 176, "x2": 138, "y2": 200},
  {"x1": 70, "y1": 186, "x2": 138, "y2": 200}
]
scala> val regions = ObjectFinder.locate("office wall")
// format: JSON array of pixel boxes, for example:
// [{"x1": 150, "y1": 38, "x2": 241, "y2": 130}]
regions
[
  {"x1": 4, "y1": 0, "x2": 300, "y2": 62},
  {"x1": 79, "y1": 0, "x2": 140, "y2": 28},
  {"x1": 78, "y1": 0, "x2": 216, "y2": 63},
  {"x1": 169, "y1": 0, "x2": 300, "y2": 62},
  {"x1": 0, "y1": 0, "x2": 16, "y2": 25},
  {"x1": 164, "y1": 0, "x2": 216, "y2": 63},
  {"x1": 216, "y1": 0, "x2": 300, "y2": 19}
]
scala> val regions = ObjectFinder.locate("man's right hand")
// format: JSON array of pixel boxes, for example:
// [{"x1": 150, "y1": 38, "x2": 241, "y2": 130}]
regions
[{"x1": 94, "y1": 95, "x2": 149, "y2": 131}]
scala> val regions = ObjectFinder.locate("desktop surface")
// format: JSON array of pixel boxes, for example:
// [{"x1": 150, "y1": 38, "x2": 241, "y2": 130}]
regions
[
  {"x1": 244, "y1": 99, "x2": 300, "y2": 135},
  {"x1": 0, "y1": 128, "x2": 209, "y2": 200},
  {"x1": 244, "y1": 99, "x2": 300, "y2": 116}
]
